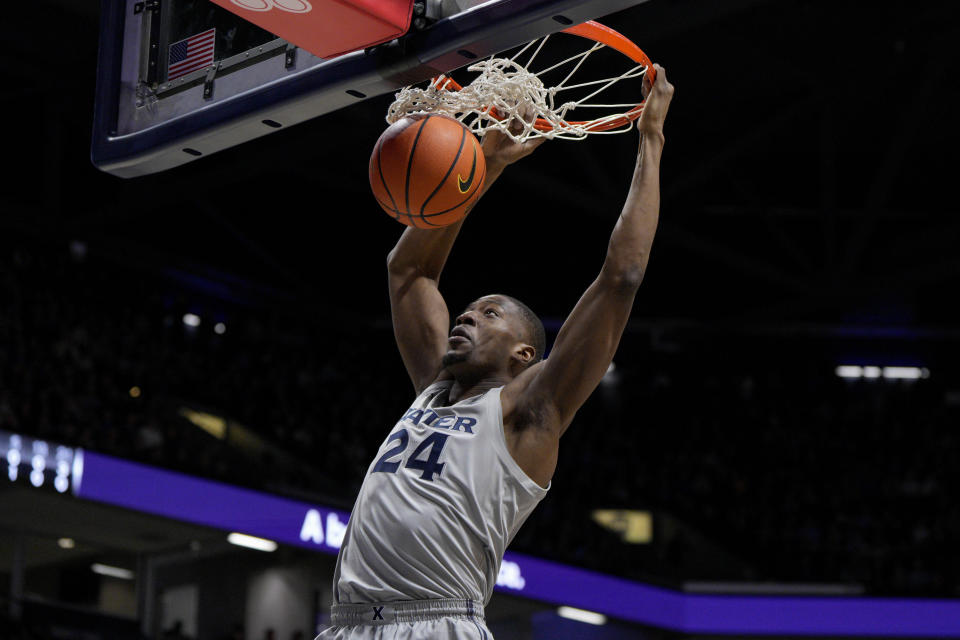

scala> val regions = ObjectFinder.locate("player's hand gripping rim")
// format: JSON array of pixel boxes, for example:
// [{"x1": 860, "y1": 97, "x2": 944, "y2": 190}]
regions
[
  {"x1": 481, "y1": 104, "x2": 546, "y2": 170},
  {"x1": 638, "y1": 63, "x2": 674, "y2": 136}
]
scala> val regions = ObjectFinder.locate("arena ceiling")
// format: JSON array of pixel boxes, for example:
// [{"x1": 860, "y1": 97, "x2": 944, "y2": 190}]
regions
[{"x1": 3, "y1": 0, "x2": 959, "y2": 337}]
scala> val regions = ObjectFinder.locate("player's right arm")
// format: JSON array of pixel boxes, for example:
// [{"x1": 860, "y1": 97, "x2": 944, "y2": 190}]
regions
[
  {"x1": 387, "y1": 126, "x2": 545, "y2": 394},
  {"x1": 387, "y1": 221, "x2": 465, "y2": 394}
]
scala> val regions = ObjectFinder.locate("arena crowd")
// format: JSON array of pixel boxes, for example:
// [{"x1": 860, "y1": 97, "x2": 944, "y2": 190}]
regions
[{"x1": 1, "y1": 235, "x2": 957, "y2": 598}]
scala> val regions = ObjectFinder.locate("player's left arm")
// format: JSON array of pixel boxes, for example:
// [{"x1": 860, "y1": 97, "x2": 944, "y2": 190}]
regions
[{"x1": 503, "y1": 65, "x2": 674, "y2": 437}]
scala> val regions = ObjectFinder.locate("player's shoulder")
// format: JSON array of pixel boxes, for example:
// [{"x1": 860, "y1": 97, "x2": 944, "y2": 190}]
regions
[
  {"x1": 504, "y1": 360, "x2": 546, "y2": 396},
  {"x1": 500, "y1": 361, "x2": 560, "y2": 431}
]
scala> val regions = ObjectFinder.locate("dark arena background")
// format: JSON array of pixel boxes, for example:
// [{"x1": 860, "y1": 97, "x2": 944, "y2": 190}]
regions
[{"x1": 3, "y1": 1, "x2": 960, "y2": 639}]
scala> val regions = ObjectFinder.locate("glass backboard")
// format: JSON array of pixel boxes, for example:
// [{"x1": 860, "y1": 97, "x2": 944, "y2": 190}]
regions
[{"x1": 91, "y1": 0, "x2": 650, "y2": 178}]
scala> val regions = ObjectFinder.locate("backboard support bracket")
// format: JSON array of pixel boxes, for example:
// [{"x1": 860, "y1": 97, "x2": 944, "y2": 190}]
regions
[
  {"x1": 203, "y1": 64, "x2": 219, "y2": 100},
  {"x1": 140, "y1": 0, "x2": 162, "y2": 87},
  {"x1": 133, "y1": 0, "x2": 159, "y2": 15}
]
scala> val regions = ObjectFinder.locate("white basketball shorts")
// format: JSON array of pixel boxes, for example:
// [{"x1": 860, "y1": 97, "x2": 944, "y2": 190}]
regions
[{"x1": 316, "y1": 599, "x2": 492, "y2": 640}]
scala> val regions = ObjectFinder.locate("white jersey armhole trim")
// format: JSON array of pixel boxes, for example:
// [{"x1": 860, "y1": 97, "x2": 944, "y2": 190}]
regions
[{"x1": 491, "y1": 387, "x2": 550, "y2": 496}]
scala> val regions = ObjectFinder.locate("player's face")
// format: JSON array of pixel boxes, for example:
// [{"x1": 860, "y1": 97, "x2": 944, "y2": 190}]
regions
[{"x1": 443, "y1": 295, "x2": 526, "y2": 375}]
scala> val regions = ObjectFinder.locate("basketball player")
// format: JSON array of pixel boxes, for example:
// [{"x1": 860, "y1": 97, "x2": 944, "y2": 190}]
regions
[{"x1": 319, "y1": 65, "x2": 674, "y2": 639}]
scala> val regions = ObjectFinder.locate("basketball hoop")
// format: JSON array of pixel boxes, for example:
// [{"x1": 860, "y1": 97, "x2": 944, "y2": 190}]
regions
[{"x1": 386, "y1": 21, "x2": 655, "y2": 141}]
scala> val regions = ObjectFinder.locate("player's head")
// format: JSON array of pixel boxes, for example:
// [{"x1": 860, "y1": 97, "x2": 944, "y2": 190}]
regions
[{"x1": 442, "y1": 294, "x2": 545, "y2": 379}]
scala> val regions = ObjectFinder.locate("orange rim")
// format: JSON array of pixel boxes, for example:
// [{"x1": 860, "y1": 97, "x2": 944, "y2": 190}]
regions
[{"x1": 431, "y1": 20, "x2": 654, "y2": 134}]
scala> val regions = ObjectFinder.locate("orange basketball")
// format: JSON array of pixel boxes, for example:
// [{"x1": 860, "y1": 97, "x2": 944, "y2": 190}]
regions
[{"x1": 369, "y1": 114, "x2": 486, "y2": 228}]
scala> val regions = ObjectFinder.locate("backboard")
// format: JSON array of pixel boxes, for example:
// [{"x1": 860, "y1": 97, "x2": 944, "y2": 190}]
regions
[{"x1": 91, "y1": 0, "x2": 651, "y2": 178}]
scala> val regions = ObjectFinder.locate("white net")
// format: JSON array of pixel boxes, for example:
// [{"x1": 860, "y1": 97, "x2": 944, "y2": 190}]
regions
[{"x1": 386, "y1": 33, "x2": 651, "y2": 142}]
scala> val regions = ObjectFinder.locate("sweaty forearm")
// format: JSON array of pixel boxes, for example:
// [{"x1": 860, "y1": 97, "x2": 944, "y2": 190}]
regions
[
  {"x1": 386, "y1": 162, "x2": 506, "y2": 280},
  {"x1": 602, "y1": 132, "x2": 664, "y2": 284}
]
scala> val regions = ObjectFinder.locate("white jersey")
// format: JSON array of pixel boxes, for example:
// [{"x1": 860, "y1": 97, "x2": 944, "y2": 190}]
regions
[{"x1": 332, "y1": 381, "x2": 549, "y2": 606}]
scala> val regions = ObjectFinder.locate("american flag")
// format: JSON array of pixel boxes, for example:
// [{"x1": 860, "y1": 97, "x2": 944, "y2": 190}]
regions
[{"x1": 167, "y1": 28, "x2": 216, "y2": 81}]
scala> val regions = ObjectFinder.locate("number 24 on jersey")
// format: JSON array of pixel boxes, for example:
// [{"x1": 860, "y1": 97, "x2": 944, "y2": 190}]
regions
[{"x1": 372, "y1": 429, "x2": 449, "y2": 482}]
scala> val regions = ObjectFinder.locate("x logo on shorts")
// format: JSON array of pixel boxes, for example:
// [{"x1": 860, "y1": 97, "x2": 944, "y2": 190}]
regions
[{"x1": 371, "y1": 606, "x2": 384, "y2": 620}]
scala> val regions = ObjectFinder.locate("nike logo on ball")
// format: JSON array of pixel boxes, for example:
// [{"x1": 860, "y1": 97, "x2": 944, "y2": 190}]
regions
[{"x1": 457, "y1": 148, "x2": 477, "y2": 193}]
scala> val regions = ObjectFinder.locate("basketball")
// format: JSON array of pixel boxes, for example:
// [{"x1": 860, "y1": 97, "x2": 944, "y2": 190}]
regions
[{"x1": 369, "y1": 114, "x2": 486, "y2": 228}]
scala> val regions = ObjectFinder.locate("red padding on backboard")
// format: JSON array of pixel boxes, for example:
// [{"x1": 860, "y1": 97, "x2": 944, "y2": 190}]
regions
[{"x1": 208, "y1": 0, "x2": 414, "y2": 59}]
